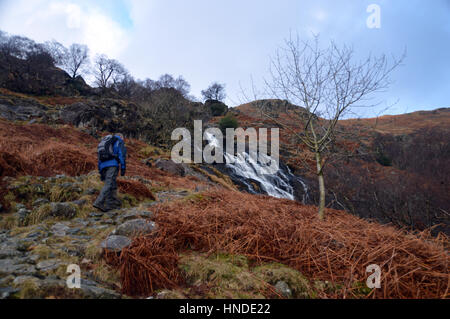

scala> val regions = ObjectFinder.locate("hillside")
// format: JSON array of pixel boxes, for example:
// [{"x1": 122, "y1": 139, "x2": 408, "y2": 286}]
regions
[
  {"x1": 232, "y1": 101, "x2": 450, "y2": 235},
  {"x1": 0, "y1": 90, "x2": 448, "y2": 299}
]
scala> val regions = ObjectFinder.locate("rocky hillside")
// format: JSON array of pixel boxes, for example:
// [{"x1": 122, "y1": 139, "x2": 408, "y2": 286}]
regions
[
  {"x1": 0, "y1": 93, "x2": 448, "y2": 299},
  {"x1": 232, "y1": 101, "x2": 450, "y2": 235}
]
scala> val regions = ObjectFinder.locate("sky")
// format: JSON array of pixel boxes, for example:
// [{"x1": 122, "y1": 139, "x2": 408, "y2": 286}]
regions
[{"x1": 0, "y1": 0, "x2": 449, "y2": 116}]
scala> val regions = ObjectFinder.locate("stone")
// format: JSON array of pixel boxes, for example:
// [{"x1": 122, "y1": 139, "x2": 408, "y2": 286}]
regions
[
  {"x1": 51, "y1": 223, "x2": 70, "y2": 237},
  {"x1": 84, "y1": 188, "x2": 98, "y2": 195},
  {"x1": 275, "y1": 281, "x2": 292, "y2": 298},
  {"x1": 13, "y1": 276, "x2": 40, "y2": 287},
  {"x1": 119, "y1": 209, "x2": 153, "y2": 222},
  {"x1": 80, "y1": 284, "x2": 121, "y2": 299},
  {"x1": 16, "y1": 208, "x2": 31, "y2": 221},
  {"x1": 0, "y1": 245, "x2": 22, "y2": 259},
  {"x1": 100, "y1": 235, "x2": 131, "y2": 252},
  {"x1": 36, "y1": 259, "x2": 62, "y2": 272},
  {"x1": 49, "y1": 202, "x2": 77, "y2": 219},
  {"x1": 154, "y1": 158, "x2": 187, "y2": 176},
  {"x1": 72, "y1": 199, "x2": 87, "y2": 207},
  {"x1": 0, "y1": 259, "x2": 37, "y2": 276},
  {"x1": 0, "y1": 287, "x2": 19, "y2": 299},
  {"x1": 115, "y1": 219, "x2": 156, "y2": 237}
]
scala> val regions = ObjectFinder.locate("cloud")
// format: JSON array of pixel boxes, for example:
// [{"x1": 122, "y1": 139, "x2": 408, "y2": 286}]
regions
[{"x1": 0, "y1": 0, "x2": 129, "y2": 59}]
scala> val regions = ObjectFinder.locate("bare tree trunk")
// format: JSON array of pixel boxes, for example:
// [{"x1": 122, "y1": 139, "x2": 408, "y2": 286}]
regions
[{"x1": 316, "y1": 151, "x2": 326, "y2": 220}]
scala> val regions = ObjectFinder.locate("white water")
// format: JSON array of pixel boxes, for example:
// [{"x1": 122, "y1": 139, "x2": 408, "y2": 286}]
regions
[{"x1": 204, "y1": 132, "x2": 308, "y2": 201}]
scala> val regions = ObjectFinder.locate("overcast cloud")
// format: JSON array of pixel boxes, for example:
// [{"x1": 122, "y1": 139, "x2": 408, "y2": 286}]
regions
[{"x1": 0, "y1": 0, "x2": 449, "y2": 116}]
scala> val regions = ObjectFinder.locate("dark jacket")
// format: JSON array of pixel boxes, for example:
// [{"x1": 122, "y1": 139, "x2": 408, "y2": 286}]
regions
[{"x1": 98, "y1": 136, "x2": 127, "y2": 174}]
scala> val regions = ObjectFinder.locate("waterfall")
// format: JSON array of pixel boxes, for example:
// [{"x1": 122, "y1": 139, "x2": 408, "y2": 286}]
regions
[{"x1": 204, "y1": 132, "x2": 309, "y2": 202}]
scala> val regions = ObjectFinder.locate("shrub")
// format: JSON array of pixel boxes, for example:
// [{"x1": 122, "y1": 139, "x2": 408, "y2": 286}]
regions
[
  {"x1": 219, "y1": 115, "x2": 239, "y2": 132},
  {"x1": 207, "y1": 100, "x2": 228, "y2": 116}
]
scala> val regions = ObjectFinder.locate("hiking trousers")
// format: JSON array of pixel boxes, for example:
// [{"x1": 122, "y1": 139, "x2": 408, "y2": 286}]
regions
[{"x1": 94, "y1": 166, "x2": 121, "y2": 210}]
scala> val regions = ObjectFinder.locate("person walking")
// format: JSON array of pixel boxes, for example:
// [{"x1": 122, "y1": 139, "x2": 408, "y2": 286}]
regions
[{"x1": 93, "y1": 133, "x2": 127, "y2": 212}]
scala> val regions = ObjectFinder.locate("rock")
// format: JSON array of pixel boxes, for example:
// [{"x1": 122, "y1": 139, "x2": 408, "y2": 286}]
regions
[
  {"x1": 0, "y1": 259, "x2": 37, "y2": 276},
  {"x1": 51, "y1": 223, "x2": 70, "y2": 237},
  {"x1": 0, "y1": 287, "x2": 19, "y2": 299},
  {"x1": 154, "y1": 159, "x2": 187, "y2": 177},
  {"x1": 15, "y1": 203, "x2": 26, "y2": 210},
  {"x1": 13, "y1": 276, "x2": 40, "y2": 287},
  {"x1": 36, "y1": 259, "x2": 62, "y2": 272},
  {"x1": 100, "y1": 235, "x2": 131, "y2": 252},
  {"x1": 119, "y1": 209, "x2": 153, "y2": 222},
  {"x1": 115, "y1": 219, "x2": 156, "y2": 237},
  {"x1": 32, "y1": 198, "x2": 50, "y2": 208},
  {"x1": 84, "y1": 188, "x2": 98, "y2": 195},
  {"x1": 0, "y1": 244, "x2": 22, "y2": 259},
  {"x1": 49, "y1": 202, "x2": 77, "y2": 219},
  {"x1": 72, "y1": 199, "x2": 87, "y2": 207},
  {"x1": 89, "y1": 212, "x2": 104, "y2": 218},
  {"x1": 275, "y1": 281, "x2": 292, "y2": 298},
  {"x1": 15, "y1": 208, "x2": 31, "y2": 225},
  {"x1": 80, "y1": 283, "x2": 121, "y2": 299}
]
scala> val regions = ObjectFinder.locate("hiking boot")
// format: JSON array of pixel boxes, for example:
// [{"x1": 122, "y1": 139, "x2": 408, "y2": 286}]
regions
[{"x1": 93, "y1": 203, "x2": 108, "y2": 212}]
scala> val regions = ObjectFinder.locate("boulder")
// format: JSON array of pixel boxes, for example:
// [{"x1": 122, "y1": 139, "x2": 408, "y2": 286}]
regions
[
  {"x1": 49, "y1": 202, "x2": 77, "y2": 219},
  {"x1": 155, "y1": 159, "x2": 187, "y2": 177},
  {"x1": 115, "y1": 219, "x2": 156, "y2": 237},
  {"x1": 100, "y1": 235, "x2": 131, "y2": 252},
  {"x1": 275, "y1": 281, "x2": 292, "y2": 298}
]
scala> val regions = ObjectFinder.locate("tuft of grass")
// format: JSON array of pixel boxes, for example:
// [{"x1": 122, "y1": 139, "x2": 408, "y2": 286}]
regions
[
  {"x1": 27, "y1": 204, "x2": 52, "y2": 225},
  {"x1": 0, "y1": 215, "x2": 18, "y2": 230}
]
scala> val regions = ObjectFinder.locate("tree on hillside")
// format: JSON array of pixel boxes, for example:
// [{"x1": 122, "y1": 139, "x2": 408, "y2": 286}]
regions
[
  {"x1": 94, "y1": 54, "x2": 127, "y2": 89},
  {"x1": 65, "y1": 44, "x2": 90, "y2": 78},
  {"x1": 154, "y1": 74, "x2": 191, "y2": 97},
  {"x1": 252, "y1": 35, "x2": 404, "y2": 219},
  {"x1": 201, "y1": 82, "x2": 226, "y2": 101}
]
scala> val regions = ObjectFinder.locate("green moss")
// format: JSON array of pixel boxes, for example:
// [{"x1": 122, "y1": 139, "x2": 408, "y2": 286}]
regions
[
  {"x1": 253, "y1": 263, "x2": 314, "y2": 299},
  {"x1": 179, "y1": 253, "x2": 267, "y2": 299}
]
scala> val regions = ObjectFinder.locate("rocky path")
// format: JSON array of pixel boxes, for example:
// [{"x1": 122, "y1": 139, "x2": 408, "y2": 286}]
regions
[{"x1": 0, "y1": 174, "x2": 193, "y2": 299}]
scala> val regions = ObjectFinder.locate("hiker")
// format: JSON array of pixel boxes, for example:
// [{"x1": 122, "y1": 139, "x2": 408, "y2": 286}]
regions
[{"x1": 93, "y1": 133, "x2": 127, "y2": 212}]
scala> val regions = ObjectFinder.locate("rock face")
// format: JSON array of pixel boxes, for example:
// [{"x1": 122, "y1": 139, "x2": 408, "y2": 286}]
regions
[
  {"x1": 154, "y1": 159, "x2": 187, "y2": 177},
  {"x1": 115, "y1": 219, "x2": 156, "y2": 237},
  {"x1": 100, "y1": 235, "x2": 132, "y2": 252}
]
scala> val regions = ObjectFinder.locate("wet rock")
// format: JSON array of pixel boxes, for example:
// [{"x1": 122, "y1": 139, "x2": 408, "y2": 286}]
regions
[
  {"x1": 100, "y1": 235, "x2": 131, "y2": 252},
  {"x1": 275, "y1": 281, "x2": 292, "y2": 298},
  {"x1": 115, "y1": 219, "x2": 156, "y2": 237}
]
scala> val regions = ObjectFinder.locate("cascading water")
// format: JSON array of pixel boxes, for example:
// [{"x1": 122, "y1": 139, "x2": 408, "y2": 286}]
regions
[{"x1": 204, "y1": 132, "x2": 309, "y2": 202}]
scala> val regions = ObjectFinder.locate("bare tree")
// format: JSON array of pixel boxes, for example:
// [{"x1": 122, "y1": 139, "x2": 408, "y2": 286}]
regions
[
  {"x1": 154, "y1": 74, "x2": 191, "y2": 97},
  {"x1": 65, "y1": 44, "x2": 89, "y2": 78},
  {"x1": 256, "y1": 35, "x2": 404, "y2": 219},
  {"x1": 201, "y1": 82, "x2": 226, "y2": 101},
  {"x1": 94, "y1": 54, "x2": 127, "y2": 89}
]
